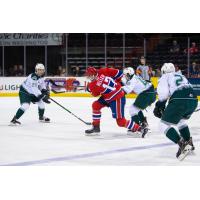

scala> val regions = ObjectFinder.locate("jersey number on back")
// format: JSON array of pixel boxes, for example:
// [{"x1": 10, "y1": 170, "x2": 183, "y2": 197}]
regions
[{"x1": 174, "y1": 74, "x2": 184, "y2": 86}]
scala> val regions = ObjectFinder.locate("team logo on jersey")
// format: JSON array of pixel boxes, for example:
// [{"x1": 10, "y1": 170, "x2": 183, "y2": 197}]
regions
[{"x1": 32, "y1": 76, "x2": 38, "y2": 81}]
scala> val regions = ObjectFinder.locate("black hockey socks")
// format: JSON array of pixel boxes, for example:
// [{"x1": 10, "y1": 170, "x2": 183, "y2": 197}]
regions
[
  {"x1": 166, "y1": 127, "x2": 181, "y2": 144},
  {"x1": 179, "y1": 126, "x2": 190, "y2": 142},
  {"x1": 38, "y1": 108, "x2": 45, "y2": 119},
  {"x1": 15, "y1": 108, "x2": 25, "y2": 119},
  {"x1": 138, "y1": 111, "x2": 145, "y2": 123},
  {"x1": 131, "y1": 111, "x2": 145, "y2": 125},
  {"x1": 131, "y1": 115, "x2": 140, "y2": 124}
]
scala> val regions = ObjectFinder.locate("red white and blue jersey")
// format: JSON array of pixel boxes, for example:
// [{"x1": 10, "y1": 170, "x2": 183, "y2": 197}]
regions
[
  {"x1": 88, "y1": 68, "x2": 124, "y2": 102},
  {"x1": 97, "y1": 67, "x2": 123, "y2": 83}
]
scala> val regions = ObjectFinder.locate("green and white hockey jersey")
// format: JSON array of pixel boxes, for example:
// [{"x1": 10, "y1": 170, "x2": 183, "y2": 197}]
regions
[
  {"x1": 122, "y1": 75, "x2": 152, "y2": 94},
  {"x1": 21, "y1": 73, "x2": 46, "y2": 97},
  {"x1": 157, "y1": 72, "x2": 192, "y2": 102}
]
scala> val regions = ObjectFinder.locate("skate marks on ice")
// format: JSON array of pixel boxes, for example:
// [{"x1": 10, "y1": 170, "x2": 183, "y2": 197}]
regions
[
  {"x1": 1, "y1": 138, "x2": 200, "y2": 166},
  {"x1": 90, "y1": 133, "x2": 134, "y2": 140}
]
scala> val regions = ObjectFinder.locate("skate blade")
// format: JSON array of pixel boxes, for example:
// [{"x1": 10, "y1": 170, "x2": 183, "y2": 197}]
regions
[
  {"x1": 85, "y1": 132, "x2": 101, "y2": 136},
  {"x1": 178, "y1": 145, "x2": 192, "y2": 161},
  {"x1": 39, "y1": 120, "x2": 50, "y2": 123},
  {"x1": 127, "y1": 131, "x2": 142, "y2": 138},
  {"x1": 9, "y1": 122, "x2": 20, "y2": 126}
]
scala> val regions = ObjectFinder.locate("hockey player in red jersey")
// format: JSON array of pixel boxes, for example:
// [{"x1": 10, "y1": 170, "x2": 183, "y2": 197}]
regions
[{"x1": 85, "y1": 66, "x2": 145, "y2": 137}]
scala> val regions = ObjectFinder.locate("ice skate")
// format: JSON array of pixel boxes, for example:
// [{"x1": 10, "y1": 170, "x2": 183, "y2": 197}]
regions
[
  {"x1": 39, "y1": 116, "x2": 50, "y2": 123},
  {"x1": 188, "y1": 137, "x2": 195, "y2": 151},
  {"x1": 176, "y1": 138, "x2": 193, "y2": 161},
  {"x1": 141, "y1": 117, "x2": 149, "y2": 128},
  {"x1": 85, "y1": 125, "x2": 100, "y2": 136},
  {"x1": 9, "y1": 116, "x2": 21, "y2": 126},
  {"x1": 127, "y1": 124, "x2": 146, "y2": 138}
]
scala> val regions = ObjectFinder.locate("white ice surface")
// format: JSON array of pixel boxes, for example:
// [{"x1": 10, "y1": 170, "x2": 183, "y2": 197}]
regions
[{"x1": 0, "y1": 97, "x2": 200, "y2": 166}]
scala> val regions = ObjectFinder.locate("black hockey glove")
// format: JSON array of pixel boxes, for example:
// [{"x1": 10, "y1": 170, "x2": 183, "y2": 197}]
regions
[
  {"x1": 31, "y1": 94, "x2": 44, "y2": 104},
  {"x1": 41, "y1": 89, "x2": 50, "y2": 96},
  {"x1": 153, "y1": 100, "x2": 167, "y2": 118},
  {"x1": 42, "y1": 95, "x2": 51, "y2": 104},
  {"x1": 41, "y1": 89, "x2": 51, "y2": 104}
]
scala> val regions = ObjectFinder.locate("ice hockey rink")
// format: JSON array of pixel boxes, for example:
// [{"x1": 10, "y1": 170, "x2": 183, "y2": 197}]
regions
[{"x1": 0, "y1": 96, "x2": 200, "y2": 166}]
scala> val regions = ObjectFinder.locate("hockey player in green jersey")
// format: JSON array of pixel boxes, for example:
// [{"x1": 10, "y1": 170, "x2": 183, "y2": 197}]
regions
[
  {"x1": 10, "y1": 63, "x2": 51, "y2": 125},
  {"x1": 153, "y1": 63, "x2": 198, "y2": 160},
  {"x1": 122, "y1": 67, "x2": 156, "y2": 137}
]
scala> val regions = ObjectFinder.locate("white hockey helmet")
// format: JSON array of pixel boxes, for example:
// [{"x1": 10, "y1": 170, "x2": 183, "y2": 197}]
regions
[
  {"x1": 35, "y1": 63, "x2": 45, "y2": 76},
  {"x1": 35, "y1": 63, "x2": 45, "y2": 71},
  {"x1": 123, "y1": 67, "x2": 135, "y2": 80},
  {"x1": 161, "y1": 63, "x2": 175, "y2": 74}
]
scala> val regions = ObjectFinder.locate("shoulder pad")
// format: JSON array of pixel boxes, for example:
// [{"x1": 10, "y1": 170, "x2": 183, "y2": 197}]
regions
[{"x1": 31, "y1": 73, "x2": 39, "y2": 81}]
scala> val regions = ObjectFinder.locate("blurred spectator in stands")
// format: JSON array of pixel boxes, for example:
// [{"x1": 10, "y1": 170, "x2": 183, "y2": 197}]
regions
[
  {"x1": 136, "y1": 56, "x2": 152, "y2": 81},
  {"x1": 13, "y1": 65, "x2": 18, "y2": 76},
  {"x1": 184, "y1": 42, "x2": 198, "y2": 54},
  {"x1": 106, "y1": 64, "x2": 114, "y2": 68},
  {"x1": 73, "y1": 66, "x2": 81, "y2": 77},
  {"x1": 16, "y1": 65, "x2": 24, "y2": 76},
  {"x1": 155, "y1": 67, "x2": 161, "y2": 77},
  {"x1": 190, "y1": 61, "x2": 199, "y2": 78},
  {"x1": 152, "y1": 69, "x2": 156, "y2": 77},
  {"x1": 10, "y1": 65, "x2": 24, "y2": 76},
  {"x1": 170, "y1": 40, "x2": 180, "y2": 53},
  {"x1": 175, "y1": 64, "x2": 182, "y2": 74},
  {"x1": 60, "y1": 68, "x2": 67, "y2": 77},
  {"x1": 56, "y1": 66, "x2": 63, "y2": 76}
]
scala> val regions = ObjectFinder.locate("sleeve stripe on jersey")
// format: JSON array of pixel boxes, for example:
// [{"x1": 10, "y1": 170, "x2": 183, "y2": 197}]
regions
[{"x1": 113, "y1": 70, "x2": 123, "y2": 80}]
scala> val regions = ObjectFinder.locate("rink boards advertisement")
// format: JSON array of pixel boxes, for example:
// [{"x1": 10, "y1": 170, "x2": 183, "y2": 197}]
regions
[
  {"x1": 1, "y1": 77, "x2": 200, "y2": 98},
  {"x1": 0, "y1": 76, "x2": 140, "y2": 98},
  {"x1": 0, "y1": 77, "x2": 90, "y2": 97},
  {"x1": 0, "y1": 33, "x2": 63, "y2": 46}
]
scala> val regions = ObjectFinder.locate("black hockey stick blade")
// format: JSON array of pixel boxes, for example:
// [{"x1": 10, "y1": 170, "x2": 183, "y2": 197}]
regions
[{"x1": 51, "y1": 89, "x2": 66, "y2": 94}]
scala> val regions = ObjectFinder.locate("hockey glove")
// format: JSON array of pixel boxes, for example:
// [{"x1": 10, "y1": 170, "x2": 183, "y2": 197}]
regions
[
  {"x1": 31, "y1": 94, "x2": 44, "y2": 103},
  {"x1": 41, "y1": 89, "x2": 50, "y2": 104},
  {"x1": 42, "y1": 95, "x2": 51, "y2": 104},
  {"x1": 41, "y1": 89, "x2": 50, "y2": 96},
  {"x1": 153, "y1": 100, "x2": 167, "y2": 118}
]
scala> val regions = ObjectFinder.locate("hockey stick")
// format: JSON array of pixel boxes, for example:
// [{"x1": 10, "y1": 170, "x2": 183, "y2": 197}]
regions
[
  {"x1": 49, "y1": 97, "x2": 92, "y2": 125},
  {"x1": 195, "y1": 108, "x2": 200, "y2": 112},
  {"x1": 51, "y1": 88, "x2": 85, "y2": 94}
]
